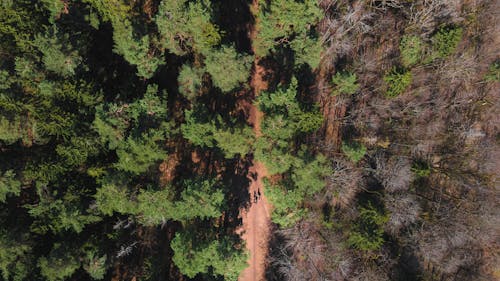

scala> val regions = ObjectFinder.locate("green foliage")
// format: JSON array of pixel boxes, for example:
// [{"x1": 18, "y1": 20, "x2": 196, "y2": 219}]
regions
[
  {"x1": 0, "y1": 1, "x2": 43, "y2": 54},
  {"x1": 28, "y1": 190, "x2": 101, "y2": 234},
  {"x1": 485, "y1": 61, "x2": 500, "y2": 82},
  {"x1": 290, "y1": 34, "x2": 322, "y2": 69},
  {"x1": 400, "y1": 35, "x2": 424, "y2": 67},
  {"x1": 112, "y1": 27, "x2": 164, "y2": 79},
  {"x1": 204, "y1": 45, "x2": 252, "y2": 92},
  {"x1": 0, "y1": 116, "x2": 22, "y2": 145},
  {"x1": 266, "y1": 181, "x2": 305, "y2": 227},
  {"x1": 254, "y1": 139, "x2": 297, "y2": 175},
  {"x1": 155, "y1": 0, "x2": 221, "y2": 56},
  {"x1": 348, "y1": 204, "x2": 388, "y2": 252},
  {"x1": 171, "y1": 231, "x2": 247, "y2": 280},
  {"x1": 83, "y1": 251, "x2": 107, "y2": 280},
  {"x1": 291, "y1": 153, "x2": 330, "y2": 196},
  {"x1": 56, "y1": 137, "x2": 101, "y2": 167},
  {"x1": 258, "y1": 78, "x2": 323, "y2": 138},
  {"x1": 341, "y1": 141, "x2": 366, "y2": 163},
  {"x1": 33, "y1": 27, "x2": 82, "y2": 77},
  {"x1": 38, "y1": 243, "x2": 81, "y2": 281},
  {"x1": 181, "y1": 109, "x2": 217, "y2": 147},
  {"x1": 331, "y1": 71, "x2": 359, "y2": 95},
  {"x1": 178, "y1": 64, "x2": 204, "y2": 100},
  {"x1": 172, "y1": 178, "x2": 225, "y2": 221},
  {"x1": 213, "y1": 126, "x2": 254, "y2": 159},
  {"x1": 255, "y1": 0, "x2": 322, "y2": 64},
  {"x1": 94, "y1": 181, "x2": 136, "y2": 216},
  {"x1": 256, "y1": 78, "x2": 323, "y2": 175},
  {"x1": 265, "y1": 152, "x2": 330, "y2": 227},
  {"x1": 431, "y1": 26, "x2": 463, "y2": 59},
  {"x1": 85, "y1": 0, "x2": 164, "y2": 78},
  {"x1": 0, "y1": 231, "x2": 32, "y2": 281},
  {"x1": 94, "y1": 85, "x2": 169, "y2": 169},
  {"x1": 412, "y1": 161, "x2": 431, "y2": 178},
  {"x1": 182, "y1": 109, "x2": 253, "y2": 158},
  {"x1": 115, "y1": 135, "x2": 166, "y2": 175},
  {"x1": 138, "y1": 179, "x2": 224, "y2": 225},
  {"x1": 40, "y1": 0, "x2": 65, "y2": 23},
  {"x1": 0, "y1": 170, "x2": 21, "y2": 203},
  {"x1": 383, "y1": 68, "x2": 412, "y2": 98}
]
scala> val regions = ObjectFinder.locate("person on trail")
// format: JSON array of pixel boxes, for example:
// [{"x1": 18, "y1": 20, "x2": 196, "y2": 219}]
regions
[
  {"x1": 257, "y1": 188, "x2": 261, "y2": 200},
  {"x1": 253, "y1": 191, "x2": 258, "y2": 203}
]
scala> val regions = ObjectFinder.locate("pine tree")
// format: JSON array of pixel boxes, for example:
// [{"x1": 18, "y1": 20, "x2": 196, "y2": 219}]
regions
[
  {"x1": 33, "y1": 27, "x2": 82, "y2": 77},
  {"x1": 204, "y1": 45, "x2": 252, "y2": 92},
  {"x1": 171, "y1": 230, "x2": 247, "y2": 280},
  {"x1": 38, "y1": 243, "x2": 81, "y2": 281},
  {"x1": 0, "y1": 170, "x2": 21, "y2": 203},
  {"x1": 0, "y1": 230, "x2": 32, "y2": 281}
]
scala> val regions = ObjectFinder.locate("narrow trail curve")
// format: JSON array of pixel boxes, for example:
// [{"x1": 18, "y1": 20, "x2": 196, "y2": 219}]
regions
[{"x1": 237, "y1": 1, "x2": 272, "y2": 280}]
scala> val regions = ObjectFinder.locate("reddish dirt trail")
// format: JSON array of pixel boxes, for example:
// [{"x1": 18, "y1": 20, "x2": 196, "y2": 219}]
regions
[{"x1": 237, "y1": 1, "x2": 272, "y2": 280}]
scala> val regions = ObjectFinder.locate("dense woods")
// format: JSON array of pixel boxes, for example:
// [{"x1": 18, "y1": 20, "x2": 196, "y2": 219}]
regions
[{"x1": 0, "y1": 0, "x2": 498, "y2": 281}]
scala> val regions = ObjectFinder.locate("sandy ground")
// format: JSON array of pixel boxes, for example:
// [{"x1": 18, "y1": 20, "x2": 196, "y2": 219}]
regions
[{"x1": 237, "y1": 0, "x2": 272, "y2": 279}]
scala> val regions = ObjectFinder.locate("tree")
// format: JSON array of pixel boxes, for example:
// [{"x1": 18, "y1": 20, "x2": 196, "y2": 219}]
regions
[
  {"x1": 254, "y1": 0, "x2": 322, "y2": 61},
  {"x1": 0, "y1": 170, "x2": 21, "y2": 203},
  {"x1": 94, "y1": 178, "x2": 136, "y2": 216},
  {"x1": 137, "y1": 178, "x2": 225, "y2": 225},
  {"x1": 33, "y1": 26, "x2": 82, "y2": 77},
  {"x1": 83, "y1": 250, "x2": 107, "y2": 280},
  {"x1": 213, "y1": 126, "x2": 254, "y2": 159},
  {"x1": 27, "y1": 189, "x2": 101, "y2": 234},
  {"x1": 265, "y1": 152, "x2": 329, "y2": 227},
  {"x1": 171, "y1": 230, "x2": 247, "y2": 280},
  {"x1": 38, "y1": 243, "x2": 81, "y2": 281},
  {"x1": 178, "y1": 64, "x2": 204, "y2": 100},
  {"x1": 114, "y1": 135, "x2": 166, "y2": 175},
  {"x1": 341, "y1": 141, "x2": 366, "y2": 163},
  {"x1": 383, "y1": 68, "x2": 412, "y2": 98},
  {"x1": 85, "y1": 0, "x2": 164, "y2": 78},
  {"x1": 181, "y1": 109, "x2": 217, "y2": 147},
  {"x1": 331, "y1": 71, "x2": 359, "y2": 96},
  {"x1": 40, "y1": 0, "x2": 65, "y2": 23},
  {"x1": 0, "y1": 230, "x2": 32, "y2": 281},
  {"x1": 204, "y1": 45, "x2": 252, "y2": 92},
  {"x1": 256, "y1": 78, "x2": 323, "y2": 175},
  {"x1": 155, "y1": 0, "x2": 221, "y2": 56},
  {"x1": 400, "y1": 35, "x2": 424, "y2": 67},
  {"x1": 172, "y1": 178, "x2": 225, "y2": 221},
  {"x1": 431, "y1": 26, "x2": 463, "y2": 59},
  {"x1": 347, "y1": 204, "x2": 388, "y2": 252}
]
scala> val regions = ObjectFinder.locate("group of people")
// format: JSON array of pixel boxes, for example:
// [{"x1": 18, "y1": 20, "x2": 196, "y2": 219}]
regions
[{"x1": 253, "y1": 188, "x2": 261, "y2": 203}]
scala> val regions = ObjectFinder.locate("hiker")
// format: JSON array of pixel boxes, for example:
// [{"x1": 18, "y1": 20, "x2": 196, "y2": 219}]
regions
[
  {"x1": 257, "y1": 188, "x2": 261, "y2": 200},
  {"x1": 253, "y1": 191, "x2": 258, "y2": 203}
]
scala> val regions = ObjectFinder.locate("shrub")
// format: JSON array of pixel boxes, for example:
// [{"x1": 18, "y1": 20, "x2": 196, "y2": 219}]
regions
[
  {"x1": 485, "y1": 61, "x2": 500, "y2": 82},
  {"x1": 411, "y1": 161, "x2": 431, "y2": 178},
  {"x1": 383, "y1": 68, "x2": 412, "y2": 98},
  {"x1": 331, "y1": 71, "x2": 359, "y2": 95},
  {"x1": 432, "y1": 26, "x2": 462, "y2": 59},
  {"x1": 400, "y1": 35, "x2": 424, "y2": 67},
  {"x1": 341, "y1": 141, "x2": 366, "y2": 163},
  {"x1": 348, "y1": 204, "x2": 388, "y2": 252}
]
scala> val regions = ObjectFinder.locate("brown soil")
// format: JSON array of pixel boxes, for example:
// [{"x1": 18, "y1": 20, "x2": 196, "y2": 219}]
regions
[{"x1": 237, "y1": 1, "x2": 273, "y2": 280}]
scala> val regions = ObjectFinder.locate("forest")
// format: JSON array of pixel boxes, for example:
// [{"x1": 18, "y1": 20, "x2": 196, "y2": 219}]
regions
[{"x1": 0, "y1": 0, "x2": 498, "y2": 281}]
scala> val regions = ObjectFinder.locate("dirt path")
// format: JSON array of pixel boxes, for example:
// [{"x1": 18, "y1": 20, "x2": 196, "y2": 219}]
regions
[{"x1": 237, "y1": 1, "x2": 272, "y2": 280}]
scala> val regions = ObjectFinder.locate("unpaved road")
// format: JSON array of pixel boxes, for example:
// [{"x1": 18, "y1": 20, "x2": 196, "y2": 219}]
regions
[{"x1": 237, "y1": 1, "x2": 272, "y2": 280}]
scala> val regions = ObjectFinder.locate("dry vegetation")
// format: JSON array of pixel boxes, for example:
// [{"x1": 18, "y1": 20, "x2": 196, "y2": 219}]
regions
[{"x1": 266, "y1": 0, "x2": 500, "y2": 280}]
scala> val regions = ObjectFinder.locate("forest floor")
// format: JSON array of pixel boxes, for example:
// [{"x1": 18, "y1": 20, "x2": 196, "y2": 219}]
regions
[{"x1": 237, "y1": 0, "x2": 272, "y2": 280}]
